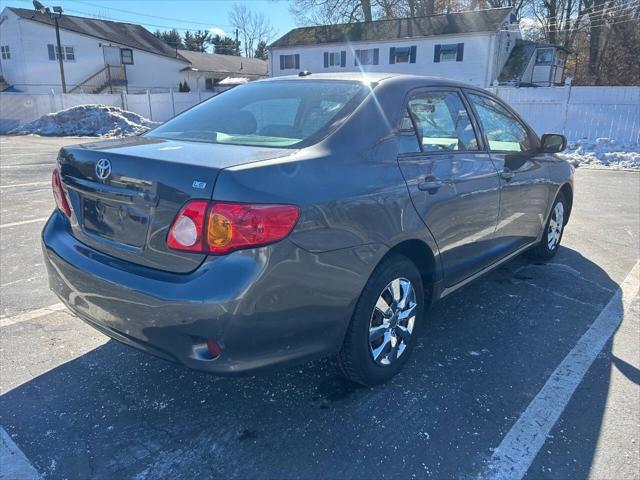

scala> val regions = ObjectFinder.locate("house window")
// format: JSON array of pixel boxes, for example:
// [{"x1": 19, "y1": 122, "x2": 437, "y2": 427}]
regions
[
  {"x1": 0, "y1": 45, "x2": 10, "y2": 60},
  {"x1": 280, "y1": 54, "x2": 299, "y2": 70},
  {"x1": 120, "y1": 48, "x2": 133, "y2": 65},
  {"x1": 354, "y1": 48, "x2": 379, "y2": 66},
  {"x1": 434, "y1": 43, "x2": 464, "y2": 63},
  {"x1": 536, "y1": 48, "x2": 554, "y2": 65},
  {"x1": 389, "y1": 46, "x2": 416, "y2": 64},
  {"x1": 324, "y1": 51, "x2": 346, "y2": 68},
  {"x1": 48, "y1": 44, "x2": 75, "y2": 62}
]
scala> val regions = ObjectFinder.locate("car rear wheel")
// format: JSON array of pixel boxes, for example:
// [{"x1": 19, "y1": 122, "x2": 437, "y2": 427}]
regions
[
  {"x1": 337, "y1": 254, "x2": 424, "y2": 386},
  {"x1": 529, "y1": 192, "x2": 567, "y2": 260}
]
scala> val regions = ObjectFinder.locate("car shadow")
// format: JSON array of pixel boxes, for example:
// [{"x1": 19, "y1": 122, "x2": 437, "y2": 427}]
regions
[{"x1": 0, "y1": 247, "x2": 623, "y2": 479}]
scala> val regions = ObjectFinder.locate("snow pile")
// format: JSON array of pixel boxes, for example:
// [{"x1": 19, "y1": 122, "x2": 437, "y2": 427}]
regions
[
  {"x1": 560, "y1": 138, "x2": 640, "y2": 170},
  {"x1": 11, "y1": 104, "x2": 158, "y2": 137}
]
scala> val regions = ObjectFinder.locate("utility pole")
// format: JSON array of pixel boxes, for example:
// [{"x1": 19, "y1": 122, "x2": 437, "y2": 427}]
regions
[
  {"x1": 235, "y1": 28, "x2": 240, "y2": 56},
  {"x1": 53, "y1": 13, "x2": 66, "y2": 93},
  {"x1": 33, "y1": 1, "x2": 66, "y2": 93}
]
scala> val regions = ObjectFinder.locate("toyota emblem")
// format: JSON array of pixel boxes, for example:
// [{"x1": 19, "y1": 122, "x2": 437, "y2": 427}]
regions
[{"x1": 95, "y1": 158, "x2": 112, "y2": 181}]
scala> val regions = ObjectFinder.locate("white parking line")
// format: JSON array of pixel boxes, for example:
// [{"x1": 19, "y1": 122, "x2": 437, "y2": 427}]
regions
[
  {"x1": 484, "y1": 260, "x2": 640, "y2": 480},
  {"x1": 0, "y1": 427, "x2": 41, "y2": 480},
  {"x1": 0, "y1": 304, "x2": 66, "y2": 328},
  {"x1": 0, "y1": 181, "x2": 49, "y2": 189},
  {"x1": 0, "y1": 217, "x2": 50, "y2": 229},
  {"x1": 0, "y1": 164, "x2": 55, "y2": 170}
]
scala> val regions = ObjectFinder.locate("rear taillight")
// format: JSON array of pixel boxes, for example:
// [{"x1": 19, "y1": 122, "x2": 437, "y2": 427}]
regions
[
  {"x1": 167, "y1": 200, "x2": 300, "y2": 255},
  {"x1": 52, "y1": 169, "x2": 71, "y2": 217}
]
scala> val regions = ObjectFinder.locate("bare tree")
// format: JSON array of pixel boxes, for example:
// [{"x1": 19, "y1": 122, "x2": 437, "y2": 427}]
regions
[
  {"x1": 229, "y1": 3, "x2": 276, "y2": 57},
  {"x1": 289, "y1": 0, "x2": 375, "y2": 25}
]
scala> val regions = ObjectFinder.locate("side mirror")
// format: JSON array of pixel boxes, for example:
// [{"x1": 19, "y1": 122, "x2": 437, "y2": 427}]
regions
[{"x1": 541, "y1": 133, "x2": 567, "y2": 153}]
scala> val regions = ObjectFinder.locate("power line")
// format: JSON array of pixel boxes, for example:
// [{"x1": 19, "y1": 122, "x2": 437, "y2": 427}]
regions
[
  {"x1": 12, "y1": 0, "x2": 234, "y2": 33},
  {"x1": 522, "y1": 16, "x2": 638, "y2": 35},
  {"x1": 69, "y1": 0, "x2": 236, "y2": 28}
]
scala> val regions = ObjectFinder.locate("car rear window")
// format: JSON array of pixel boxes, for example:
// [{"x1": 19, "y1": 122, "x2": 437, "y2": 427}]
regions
[{"x1": 147, "y1": 80, "x2": 371, "y2": 148}]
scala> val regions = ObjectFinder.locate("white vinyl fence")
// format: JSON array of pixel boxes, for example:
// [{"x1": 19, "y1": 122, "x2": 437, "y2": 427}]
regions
[
  {"x1": 0, "y1": 90, "x2": 217, "y2": 133},
  {"x1": 489, "y1": 86, "x2": 639, "y2": 144},
  {"x1": 1, "y1": 86, "x2": 638, "y2": 143}
]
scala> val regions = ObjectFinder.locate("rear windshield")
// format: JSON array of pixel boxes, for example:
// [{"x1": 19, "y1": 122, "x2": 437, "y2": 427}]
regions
[{"x1": 147, "y1": 80, "x2": 370, "y2": 148}]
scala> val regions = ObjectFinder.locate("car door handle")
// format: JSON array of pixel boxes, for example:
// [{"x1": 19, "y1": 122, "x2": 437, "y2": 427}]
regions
[
  {"x1": 418, "y1": 176, "x2": 443, "y2": 193},
  {"x1": 499, "y1": 169, "x2": 515, "y2": 181}
]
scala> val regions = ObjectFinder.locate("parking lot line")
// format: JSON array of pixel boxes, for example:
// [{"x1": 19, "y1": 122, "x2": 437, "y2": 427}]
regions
[
  {"x1": 0, "y1": 164, "x2": 55, "y2": 170},
  {"x1": 0, "y1": 427, "x2": 41, "y2": 480},
  {"x1": 0, "y1": 182, "x2": 50, "y2": 189},
  {"x1": 484, "y1": 260, "x2": 640, "y2": 480},
  {"x1": 0, "y1": 304, "x2": 66, "y2": 328},
  {"x1": 0, "y1": 217, "x2": 50, "y2": 229}
]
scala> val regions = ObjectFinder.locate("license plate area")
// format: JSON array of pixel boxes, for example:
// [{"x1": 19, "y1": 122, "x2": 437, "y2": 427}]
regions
[{"x1": 82, "y1": 197, "x2": 150, "y2": 248}]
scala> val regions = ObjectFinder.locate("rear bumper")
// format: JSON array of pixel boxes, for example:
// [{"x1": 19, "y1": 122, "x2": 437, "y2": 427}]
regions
[{"x1": 42, "y1": 211, "x2": 371, "y2": 374}]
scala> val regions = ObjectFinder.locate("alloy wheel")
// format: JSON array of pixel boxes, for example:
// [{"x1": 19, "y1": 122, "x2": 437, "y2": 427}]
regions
[
  {"x1": 369, "y1": 278, "x2": 417, "y2": 366},
  {"x1": 547, "y1": 202, "x2": 564, "y2": 250}
]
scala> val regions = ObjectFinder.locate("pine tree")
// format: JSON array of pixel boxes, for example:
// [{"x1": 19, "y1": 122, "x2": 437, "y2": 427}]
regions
[{"x1": 254, "y1": 41, "x2": 268, "y2": 60}]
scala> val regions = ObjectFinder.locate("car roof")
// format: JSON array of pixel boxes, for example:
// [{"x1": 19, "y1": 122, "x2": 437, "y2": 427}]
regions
[{"x1": 258, "y1": 72, "x2": 482, "y2": 91}]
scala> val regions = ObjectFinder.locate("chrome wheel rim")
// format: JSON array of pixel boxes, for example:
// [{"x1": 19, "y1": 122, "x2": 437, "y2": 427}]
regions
[
  {"x1": 369, "y1": 277, "x2": 417, "y2": 366},
  {"x1": 547, "y1": 202, "x2": 564, "y2": 250}
]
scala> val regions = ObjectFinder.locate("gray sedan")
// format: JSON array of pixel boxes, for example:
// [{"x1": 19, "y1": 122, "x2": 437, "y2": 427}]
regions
[{"x1": 42, "y1": 73, "x2": 573, "y2": 385}]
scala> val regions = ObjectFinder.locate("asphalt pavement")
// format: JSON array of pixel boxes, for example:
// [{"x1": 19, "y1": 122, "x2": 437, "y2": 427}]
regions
[{"x1": 0, "y1": 135, "x2": 638, "y2": 480}]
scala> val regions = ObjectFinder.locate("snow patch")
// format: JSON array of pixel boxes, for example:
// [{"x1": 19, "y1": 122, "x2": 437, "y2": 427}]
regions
[
  {"x1": 10, "y1": 104, "x2": 158, "y2": 137},
  {"x1": 560, "y1": 138, "x2": 640, "y2": 170}
]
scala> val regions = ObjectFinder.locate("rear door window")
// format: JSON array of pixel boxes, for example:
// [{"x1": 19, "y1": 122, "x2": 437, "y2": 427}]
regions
[{"x1": 404, "y1": 91, "x2": 479, "y2": 153}]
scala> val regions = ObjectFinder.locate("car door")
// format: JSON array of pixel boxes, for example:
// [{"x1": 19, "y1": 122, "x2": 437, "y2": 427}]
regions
[
  {"x1": 464, "y1": 90, "x2": 550, "y2": 256},
  {"x1": 397, "y1": 88, "x2": 501, "y2": 287}
]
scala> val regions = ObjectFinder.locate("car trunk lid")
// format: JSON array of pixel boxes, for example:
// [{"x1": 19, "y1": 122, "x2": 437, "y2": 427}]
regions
[{"x1": 58, "y1": 136, "x2": 293, "y2": 273}]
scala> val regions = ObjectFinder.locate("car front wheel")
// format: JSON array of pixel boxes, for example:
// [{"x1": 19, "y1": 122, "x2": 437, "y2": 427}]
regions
[
  {"x1": 529, "y1": 192, "x2": 567, "y2": 260},
  {"x1": 337, "y1": 254, "x2": 424, "y2": 386}
]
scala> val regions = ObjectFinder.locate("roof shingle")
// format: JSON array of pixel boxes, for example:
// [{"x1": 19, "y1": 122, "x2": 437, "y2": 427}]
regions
[
  {"x1": 7, "y1": 7, "x2": 188, "y2": 61},
  {"x1": 177, "y1": 50, "x2": 268, "y2": 77},
  {"x1": 270, "y1": 7, "x2": 513, "y2": 48}
]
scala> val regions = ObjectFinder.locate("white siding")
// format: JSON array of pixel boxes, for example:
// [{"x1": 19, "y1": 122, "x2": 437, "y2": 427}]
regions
[
  {"x1": 0, "y1": 9, "x2": 189, "y2": 93},
  {"x1": 0, "y1": 10, "x2": 26, "y2": 87},
  {"x1": 270, "y1": 33, "x2": 496, "y2": 87}
]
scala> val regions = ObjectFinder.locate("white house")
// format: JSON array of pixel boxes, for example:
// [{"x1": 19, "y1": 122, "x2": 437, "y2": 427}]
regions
[
  {"x1": 178, "y1": 49, "x2": 268, "y2": 92},
  {"x1": 268, "y1": 7, "x2": 567, "y2": 88},
  {"x1": 0, "y1": 7, "x2": 268, "y2": 94}
]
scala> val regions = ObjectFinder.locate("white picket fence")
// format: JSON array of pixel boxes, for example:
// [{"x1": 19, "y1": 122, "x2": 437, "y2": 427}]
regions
[{"x1": 1, "y1": 86, "x2": 638, "y2": 143}]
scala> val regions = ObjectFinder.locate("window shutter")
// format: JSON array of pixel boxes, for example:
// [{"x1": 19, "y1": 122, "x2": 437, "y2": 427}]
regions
[
  {"x1": 294, "y1": 54, "x2": 300, "y2": 69},
  {"x1": 389, "y1": 47, "x2": 396, "y2": 64},
  {"x1": 354, "y1": 49, "x2": 360, "y2": 66},
  {"x1": 410, "y1": 46, "x2": 417, "y2": 63},
  {"x1": 340, "y1": 50, "x2": 346, "y2": 67},
  {"x1": 434, "y1": 45, "x2": 441, "y2": 63},
  {"x1": 48, "y1": 44, "x2": 56, "y2": 61},
  {"x1": 456, "y1": 43, "x2": 464, "y2": 62},
  {"x1": 279, "y1": 55, "x2": 285, "y2": 70},
  {"x1": 373, "y1": 48, "x2": 379, "y2": 65},
  {"x1": 324, "y1": 52, "x2": 329, "y2": 68}
]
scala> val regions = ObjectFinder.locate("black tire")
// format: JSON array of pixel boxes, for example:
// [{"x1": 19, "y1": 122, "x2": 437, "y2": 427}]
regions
[
  {"x1": 528, "y1": 192, "x2": 567, "y2": 261},
  {"x1": 337, "y1": 254, "x2": 425, "y2": 386}
]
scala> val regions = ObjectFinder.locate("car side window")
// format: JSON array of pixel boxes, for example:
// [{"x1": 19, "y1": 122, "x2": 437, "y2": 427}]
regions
[
  {"x1": 466, "y1": 93, "x2": 533, "y2": 152},
  {"x1": 404, "y1": 91, "x2": 479, "y2": 153}
]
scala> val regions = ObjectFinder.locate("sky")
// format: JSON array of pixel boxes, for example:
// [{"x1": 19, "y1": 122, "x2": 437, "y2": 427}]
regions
[{"x1": 0, "y1": 0, "x2": 297, "y2": 43}]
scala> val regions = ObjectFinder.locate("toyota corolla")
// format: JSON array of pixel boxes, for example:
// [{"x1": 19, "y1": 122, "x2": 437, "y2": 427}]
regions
[{"x1": 42, "y1": 73, "x2": 573, "y2": 385}]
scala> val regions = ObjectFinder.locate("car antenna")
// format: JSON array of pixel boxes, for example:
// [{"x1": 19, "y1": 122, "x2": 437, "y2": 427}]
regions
[{"x1": 298, "y1": 71, "x2": 312, "y2": 77}]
